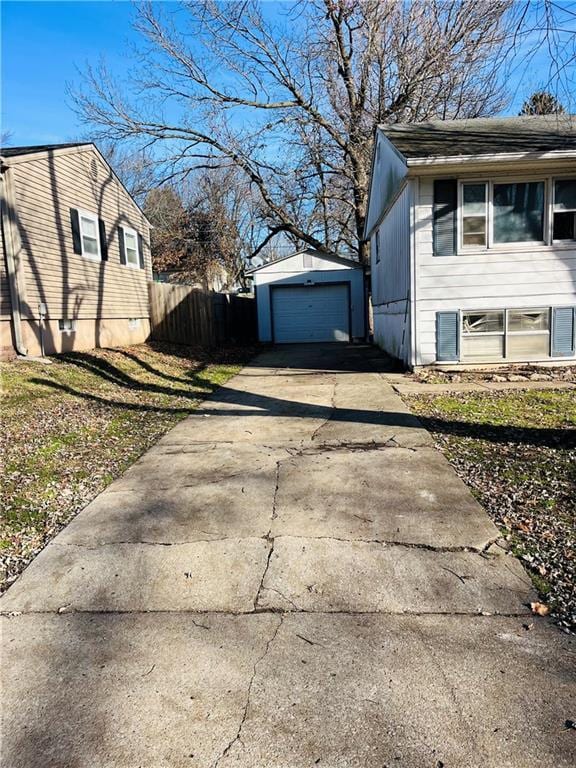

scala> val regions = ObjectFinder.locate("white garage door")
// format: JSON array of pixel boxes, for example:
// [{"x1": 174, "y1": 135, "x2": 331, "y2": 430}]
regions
[{"x1": 272, "y1": 284, "x2": 350, "y2": 343}]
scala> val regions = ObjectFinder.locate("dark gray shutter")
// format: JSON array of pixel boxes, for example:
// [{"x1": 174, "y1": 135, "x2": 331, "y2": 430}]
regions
[
  {"x1": 98, "y1": 218, "x2": 108, "y2": 261},
  {"x1": 433, "y1": 180, "x2": 457, "y2": 257},
  {"x1": 118, "y1": 227, "x2": 126, "y2": 265},
  {"x1": 552, "y1": 307, "x2": 575, "y2": 357},
  {"x1": 70, "y1": 208, "x2": 82, "y2": 254},
  {"x1": 137, "y1": 233, "x2": 145, "y2": 269},
  {"x1": 436, "y1": 311, "x2": 459, "y2": 361}
]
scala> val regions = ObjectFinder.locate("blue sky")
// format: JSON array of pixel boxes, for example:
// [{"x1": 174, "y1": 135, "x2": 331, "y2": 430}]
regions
[
  {"x1": 1, "y1": 1, "x2": 574, "y2": 147},
  {"x1": 2, "y1": 1, "x2": 140, "y2": 145}
]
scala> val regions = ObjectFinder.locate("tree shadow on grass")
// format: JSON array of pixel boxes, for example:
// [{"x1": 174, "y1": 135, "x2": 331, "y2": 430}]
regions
[
  {"x1": 57, "y1": 352, "x2": 216, "y2": 401},
  {"x1": 31, "y1": 374, "x2": 576, "y2": 449}
]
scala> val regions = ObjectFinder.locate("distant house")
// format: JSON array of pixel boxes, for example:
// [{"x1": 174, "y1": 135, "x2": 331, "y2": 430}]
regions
[
  {"x1": 0, "y1": 143, "x2": 152, "y2": 358},
  {"x1": 364, "y1": 116, "x2": 576, "y2": 367},
  {"x1": 248, "y1": 248, "x2": 365, "y2": 343}
]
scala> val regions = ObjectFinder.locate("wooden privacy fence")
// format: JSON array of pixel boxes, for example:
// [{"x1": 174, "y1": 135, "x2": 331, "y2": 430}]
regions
[{"x1": 148, "y1": 282, "x2": 257, "y2": 346}]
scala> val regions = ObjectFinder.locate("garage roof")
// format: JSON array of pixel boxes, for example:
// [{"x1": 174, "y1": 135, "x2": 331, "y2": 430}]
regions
[{"x1": 247, "y1": 248, "x2": 362, "y2": 274}]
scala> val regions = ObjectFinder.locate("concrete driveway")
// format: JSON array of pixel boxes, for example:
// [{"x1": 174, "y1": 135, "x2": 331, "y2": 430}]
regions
[{"x1": 1, "y1": 344, "x2": 574, "y2": 767}]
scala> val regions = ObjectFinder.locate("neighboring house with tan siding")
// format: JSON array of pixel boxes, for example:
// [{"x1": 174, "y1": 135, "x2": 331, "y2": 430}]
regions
[
  {"x1": 0, "y1": 142, "x2": 152, "y2": 358},
  {"x1": 364, "y1": 115, "x2": 576, "y2": 368}
]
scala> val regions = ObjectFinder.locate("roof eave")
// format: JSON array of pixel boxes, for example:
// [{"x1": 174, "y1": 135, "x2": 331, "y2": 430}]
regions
[{"x1": 405, "y1": 148, "x2": 576, "y2": 168}]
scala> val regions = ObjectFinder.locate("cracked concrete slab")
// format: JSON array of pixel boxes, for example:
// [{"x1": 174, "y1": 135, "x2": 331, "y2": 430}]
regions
[
  {"x1": 0, "y1": 538, "x2": 269, "y2": 613},
  {"x1": 272, "y1": 447, "x2": 498, "y2": 548},
  {"x1": 217, "y1": 613, "x2": 576, "y2": 768},
  {"x1": 109, "y1": 442, "x2": 282, "y2": 490},
  {"x1": 57, "y1": 476, "x2": 275, "y2": 546},
  {"x1": 156, "y1": 413, "x2": 329, "y2": 445},
  {"x1": 259, "y1": 536, "x2": 534, "y2": 614},
  {"x1": 2, "y1": 343, "x2": 573, "y2": 768},
  {"x1": 1, "y1": 612, "x2": 280, "y2": 768}
]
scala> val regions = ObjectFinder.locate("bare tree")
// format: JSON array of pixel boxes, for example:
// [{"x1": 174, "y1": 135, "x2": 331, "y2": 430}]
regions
[
  {"x1": 73, "y1": 0, "x2": 516, "y2": 264},
  {"x1": 144, "y1": 167, "x2": 260, "y2": 289}
]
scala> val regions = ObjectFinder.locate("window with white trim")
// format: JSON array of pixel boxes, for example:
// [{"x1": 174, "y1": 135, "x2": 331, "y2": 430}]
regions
[
  {"x1": 507, "y1": 308, "x2": 550, "y2": 358},
  {"x1": 461, "y1": 308, "x2": 551, "y2": 361},
  {"x1": 461, "y1": 183, "x2": 488, "y2": 247},
  {"x1": 553, "y1": 179, "x2": 576, "y2": 241},
  {"x1": 79, "y1": 212, "x2": 100, "y2": 259},
  {"x1": 459, "y1": 179, "x2": 546, "y2": 249},
  {"x1": 461, "y1": 310, "x2": 504, "y2": 361},
  {"x1": 123, "y1": 228, "x2": 139, "y2": 267}
]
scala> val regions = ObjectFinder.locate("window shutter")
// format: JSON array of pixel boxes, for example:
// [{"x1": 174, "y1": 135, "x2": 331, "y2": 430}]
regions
[
  {"x1": 118, "y1": 227, "x2": 127, "y2": 265},
  {"x1": 433, "y1": 180, "x2": 457, "y2": 256},
  {"x1": 137, "y1": 233, "x2": 145, "y2": 269},
  {"x1": 98, "y1": 218, "x2": 108, "y2": 261},
  {"x1": 70, "y1": 208, "x2": 82, "y2": 254},
  {"x1": 436, "y1": 311, "x2": 459, "y2": 361},
  {"x1": 552, "y1": 307, "x2": 575, "y2": 357}
]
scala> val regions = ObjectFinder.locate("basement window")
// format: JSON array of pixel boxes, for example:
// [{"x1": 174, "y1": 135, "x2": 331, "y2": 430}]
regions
[
  {"x1": 461, "y1": 310, "x2": 504, "y2": 361},
  {"x1": 58, "y1": 319, "x2": 77, "y2": 333}
]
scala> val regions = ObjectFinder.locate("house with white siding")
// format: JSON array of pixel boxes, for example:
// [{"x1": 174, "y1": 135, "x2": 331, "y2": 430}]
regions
[
  {"x1": 364, "y1": 115, "x2": 576, "y2": 367},
  {"x1": 1, "y1": 142, "x2": 152, "y2": 358}
]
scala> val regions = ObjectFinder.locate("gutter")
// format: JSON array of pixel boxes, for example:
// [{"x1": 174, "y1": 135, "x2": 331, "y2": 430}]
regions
[
  {"x1": 0, "y1": 161, "x2": 27, "y2": 356},
  {"x1": 405, "y1": 148, "x2": 576, "y2": 168}
]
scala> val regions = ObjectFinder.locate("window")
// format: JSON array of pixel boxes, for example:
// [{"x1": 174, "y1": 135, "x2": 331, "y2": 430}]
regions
[
  {"x1": 461, "y1": 183, "x2": 487, "y2": 247},
  {"x1": 457, "y1": 180, "x2": 549, "y2": 249},
  {"x1": 461, "y1": 308, "x2": 551, "y2": 361},
  {"x1": 374, "y1": 232, "x2": 380, "y2": 263},
  {"x1": 507, "y1": 308, "x2": 550, "y2": 359},
  {"x1": 553, "y1": 179, "x2": 576, "y2": 241},
  {"x1": 58, "y1": 319, "x2": 77, "y2": 333},
  {"x1": 123, "y1": 228, "x2": 139, "y2": 267},
  {"x1": 79, "y1": 212, "x2": 100, "y2": 259},
  {"x1": 493, "y1": 181, "x2": 545, "y2": 244},
  {"x1": 461, "y1": 310, "x2": 505, "y2": 361}
]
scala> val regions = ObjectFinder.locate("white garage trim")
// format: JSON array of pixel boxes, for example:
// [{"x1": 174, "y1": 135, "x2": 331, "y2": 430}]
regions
[{"x1": 271, "y1": 283, "x2": 351, "y2": 343}]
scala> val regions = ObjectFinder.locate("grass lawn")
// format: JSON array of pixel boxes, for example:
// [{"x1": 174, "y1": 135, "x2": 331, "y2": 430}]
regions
[
  {"x1": 0, "y1": 342, "x2": 256, "y2": 592},
  {"x1": 406, "y1": 388, "x2": 576, "y2": 632}
]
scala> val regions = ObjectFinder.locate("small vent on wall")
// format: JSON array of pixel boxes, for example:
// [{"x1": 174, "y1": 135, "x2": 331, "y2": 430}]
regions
[{"x1": 90, "y1": 157, "x2": 98, "y2": 180}]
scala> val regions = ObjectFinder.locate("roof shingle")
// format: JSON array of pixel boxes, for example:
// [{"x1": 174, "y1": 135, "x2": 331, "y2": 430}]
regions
[{"x1": 380, "y1": 115, "x2": 576, "y2": 160}]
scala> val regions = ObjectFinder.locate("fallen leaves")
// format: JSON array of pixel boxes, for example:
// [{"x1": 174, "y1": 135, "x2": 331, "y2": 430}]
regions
[
  {"x1": 0, "y1": 342, "x2": 255, "y2": 592},
  {"x1": 406, "y1": 388, "x2": 576, "y2": 633},
  {"x1": 531, "y1": 601, "x2": 550, "y2": 616}
]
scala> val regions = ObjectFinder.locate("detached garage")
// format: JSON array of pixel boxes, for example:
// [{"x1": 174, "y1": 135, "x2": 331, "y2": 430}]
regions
[{"x1": 249, "y1": 249, "x2": 365, "y2": 344}]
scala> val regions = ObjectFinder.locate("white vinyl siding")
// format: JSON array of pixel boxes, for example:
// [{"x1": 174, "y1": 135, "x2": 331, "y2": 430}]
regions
[
  {"x1": 371, "y1": 183, "x2": 411, "y2": 364},
  {"x1": 416, "y1": 175, "x2": 576, "y2": 365}
]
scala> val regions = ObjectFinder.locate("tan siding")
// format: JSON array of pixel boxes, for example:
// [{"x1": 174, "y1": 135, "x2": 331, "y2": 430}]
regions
[
  {"x1": 0, "y1": 217, "x2": 12, "y2": 319},
  {"x1": 9, "y1": 148, "x2": 151, "y2": 322}
]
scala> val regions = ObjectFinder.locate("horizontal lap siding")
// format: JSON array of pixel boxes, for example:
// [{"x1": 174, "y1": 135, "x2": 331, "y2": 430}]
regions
[
  {"x1": 371, "y1": 183, "x2": 411, "y2": 364},
  {"x1": 415, "y1": 177, "x2": 576, "y2": 365},
  {"x1": 0, "y1": 226, "x2": 12, "y2": 319},
  {"x1": 11, "y1": 150, "x2": 151, "y2": 321}
]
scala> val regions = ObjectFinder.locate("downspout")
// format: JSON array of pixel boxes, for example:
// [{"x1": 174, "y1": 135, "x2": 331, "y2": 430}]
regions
[{"x1": 0, "y1": 161, "x2": 27, "y2": 356}]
